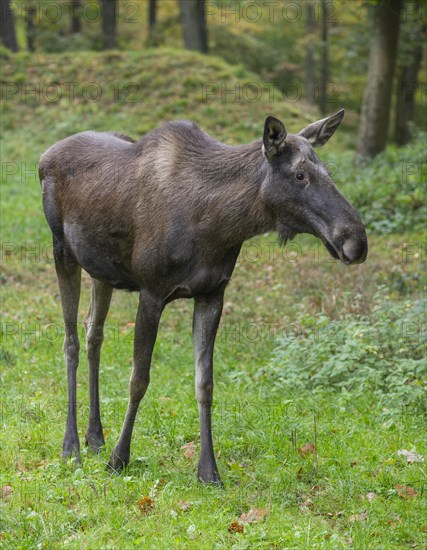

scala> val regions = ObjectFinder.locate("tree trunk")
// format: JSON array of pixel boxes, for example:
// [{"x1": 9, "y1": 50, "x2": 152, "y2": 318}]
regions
[
  {"x1": 394, "y1": 41, "x2": 423, "y2": 145},
  {"x1": 179, "y1": 0, "x2": 208, "y2": 54},
  {"x1": 306, "y1": 2, "x2": 315, "y2": 105},
  {"x1": 0, "y1": 0, "x2": 19, "y2": 52},
  {"x1": 394, "y1": 3, "x2": 425, "y2": 147},
  {"x1": 25, "y1": 5, "x2": 36, "y2": 52},
  {"x1": 101, "y1": 0, "x2": 117, "y2": 50},
  {"x1": 319, "y1": 0, "x2": 329, "y2": 115},
  {"x1": 71, "y1": 0, "x2": 81, "y2": 34},
  {"x1": 148, "y1": 0, "x2": 157, "y2": 47},
  {"x1": 356, "y1": 0, "x2": 403, "y2": 161}
]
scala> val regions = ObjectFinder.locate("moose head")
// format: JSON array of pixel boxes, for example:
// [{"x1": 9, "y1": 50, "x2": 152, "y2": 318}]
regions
[{"x1": 261, "y1": 109, "x2": 368, "y2": 264}]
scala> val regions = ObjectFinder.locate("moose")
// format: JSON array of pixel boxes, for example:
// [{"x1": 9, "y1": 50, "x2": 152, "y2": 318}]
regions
[{"x1": 39, "y1": 110, "x2": 367, "y2": 483}]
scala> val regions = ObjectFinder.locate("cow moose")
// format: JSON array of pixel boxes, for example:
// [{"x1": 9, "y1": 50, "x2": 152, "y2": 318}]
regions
[{"x1": 39, "y1": 110, "x2": 367, "y2": 483}]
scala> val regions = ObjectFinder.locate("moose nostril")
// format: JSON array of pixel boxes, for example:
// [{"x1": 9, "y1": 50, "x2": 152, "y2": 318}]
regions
[
  {"x1": 342, "y1": 235, "x2": 368, "y2": 264},
  {"x1": 341, "y1": 251, "x2": 351, "y2": 265},
  {"x1": 342, "y1": 241, "x2": 353, "y2": 260}
]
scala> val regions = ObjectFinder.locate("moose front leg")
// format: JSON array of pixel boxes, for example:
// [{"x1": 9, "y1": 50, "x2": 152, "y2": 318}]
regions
[
  {"x1": 108, "y1": 291, "x2": 164, "y2": 471},
  {"x1": 193, "y1": 289, "x2": 224, "y2": 484}
]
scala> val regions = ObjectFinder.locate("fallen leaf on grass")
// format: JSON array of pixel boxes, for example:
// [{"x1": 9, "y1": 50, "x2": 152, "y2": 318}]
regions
[
  {"x1": 228, "y1": 521, "x2": 244, "y2": 533},
  {"x1": 350, "y1": 510, "x2": 368, "y2": 522},
  {"x1": 299, "y1": 488, "x2": 316, "y2": 512},
  {"x1": 324, "y1": 511, "x2": 344, "y2": 519},
  {"x1": 137, "y1": 496, "x2": 154, "y2": 514},
  {"x1": 365, "y1": 492, "x2": 377, "y2": 502},
  {"x1": 178, "y1": 500, "x2": 191, "y2": 512},
  {"x1": 300, "y1": 497, "x2": 313, "y2": 508},
  {"x1": 181, "y1": 441, "x2": 196, "y2": 459},
  {"x1": 396, "y1": 449, "x2": 424, "y2": 463},
  {"x1": 1, "y1": 486, "x2": 12, "y2": 502},
  {"x1": 298, "y1": 443, "x2": 316, "y2": 457},
  {"x1": 395, "y1": 485, "x2": 418, "y2": 499},
  {"x1": 239, "y1": 507, "x2": 269, "y2": 524}
]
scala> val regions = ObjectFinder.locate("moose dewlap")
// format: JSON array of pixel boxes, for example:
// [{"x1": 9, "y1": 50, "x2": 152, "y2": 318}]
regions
[{"x1": 39, "y1": 111, "x2": 367, "y2": 483}]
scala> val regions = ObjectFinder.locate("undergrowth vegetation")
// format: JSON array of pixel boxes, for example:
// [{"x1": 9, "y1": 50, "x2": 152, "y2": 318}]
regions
[
  {"x1": 331, "y1": 136, "x2": 427, "y2": 235},
  {"x1": 268, "y1": 289, "x2": 426, "y2": 409}
]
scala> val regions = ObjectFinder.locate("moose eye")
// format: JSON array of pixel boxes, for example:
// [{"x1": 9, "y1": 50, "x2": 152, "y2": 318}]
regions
[{"x1": 295, "y1": 172, "x2": 305, "y2": 181}]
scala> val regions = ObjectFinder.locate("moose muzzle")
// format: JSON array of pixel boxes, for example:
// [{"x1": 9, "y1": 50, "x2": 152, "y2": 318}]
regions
[{"x1": 322, "y1": 223, "x2": 368, "y2": 265}]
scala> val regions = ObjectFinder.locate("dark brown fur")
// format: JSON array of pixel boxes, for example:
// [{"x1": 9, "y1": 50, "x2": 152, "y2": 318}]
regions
[{"x1": 40, "y1": 113, "x2": 367, "y2": 482}]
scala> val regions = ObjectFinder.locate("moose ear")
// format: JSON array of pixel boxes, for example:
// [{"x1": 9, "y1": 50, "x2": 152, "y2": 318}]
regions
[
  {"x1": 298, "y1": 109, "x2": 345, "y2": 147},
  {"x1": 263, "y1": 116, "x2": 287, "y2": 160}
]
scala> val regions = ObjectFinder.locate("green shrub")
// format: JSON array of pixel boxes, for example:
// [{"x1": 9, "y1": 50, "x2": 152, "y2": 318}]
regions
[
  {"x1": 36, "y1": 30, "x2": 97, "y2": 53},
  {"x1": 324, "y1": 133, "x2": 427, "y2": 235},
  {"x1": 264, "y1": 288, "x2": 426, "y2": 410}
]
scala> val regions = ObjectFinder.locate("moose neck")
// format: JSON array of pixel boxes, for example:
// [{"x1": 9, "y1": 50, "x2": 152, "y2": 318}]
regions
[{"x1": 202, "y1": 139, "x2": 276, "y2": 246}]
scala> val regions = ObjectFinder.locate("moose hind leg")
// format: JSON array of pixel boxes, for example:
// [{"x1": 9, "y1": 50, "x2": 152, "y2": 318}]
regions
[
  {"x1": 108, "y1": 291, "x2": 163, "y2": 471},
  {"x1": 53, "y1": 236, "x2": 82, "y2": 460},
  {"x1": 84, "y1": 279, "x2": 113, "y2": 452}
]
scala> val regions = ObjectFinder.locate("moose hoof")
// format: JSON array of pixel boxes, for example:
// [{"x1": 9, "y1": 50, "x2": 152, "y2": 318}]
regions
[
  {"x1": 197, "y1": 468, "x2": 223, "y2": 486},
  {"x1": 62, "y1": 439, "x2": 81, "y2": 463},
  {"x1": 107, "y1": 449, "x2": 129, "y2": 472},
  {"x1": 85, "y1": 431, "x2": 105, "y2": 453}
]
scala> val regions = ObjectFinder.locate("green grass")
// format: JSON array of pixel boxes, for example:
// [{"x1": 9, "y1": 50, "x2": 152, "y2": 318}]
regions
[
  {"x1": 1, "y1": 49, "x2": 426, "y2": 548},
  {"x1": 0, "y1": 390, "x2": 425, "y2": 548}
]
